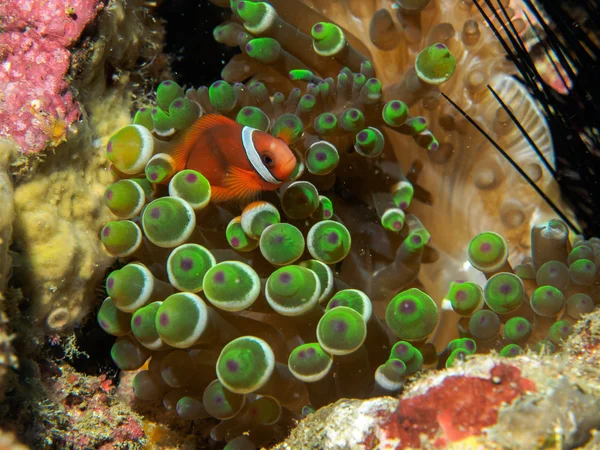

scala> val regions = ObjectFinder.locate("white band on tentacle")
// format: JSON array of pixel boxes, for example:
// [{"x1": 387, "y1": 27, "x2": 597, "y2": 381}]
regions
[{"x1": 241, "y1": 126, "x2": 280, "y2": 185}]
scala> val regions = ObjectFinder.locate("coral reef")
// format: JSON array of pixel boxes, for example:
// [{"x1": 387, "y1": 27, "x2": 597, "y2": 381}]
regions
[
  {"x1": 275, "y1": 310, "x2": 600, "y2": 449},
  {"x1": 8, "y1": 0, "x2": 169, "y2": 334},
  {"x1": 0, "y1": 141, "x2": 18, "y2": 399},
  {"x1": 41, "y1": 364, "x2": 146, "y2": 449},
  {"x1": 0, "y1": 0, "x2": 104, "y2": 155}
]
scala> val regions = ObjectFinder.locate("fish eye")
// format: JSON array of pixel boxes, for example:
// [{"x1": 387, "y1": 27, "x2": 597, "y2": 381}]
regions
[{"x1": 261, "y1": 153, "x2": 275, "y2": 168}]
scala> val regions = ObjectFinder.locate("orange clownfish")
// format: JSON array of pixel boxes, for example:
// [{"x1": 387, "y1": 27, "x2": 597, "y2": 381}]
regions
[{"x1": 168, "y1": 114, "x2": 297, "y2": 203}]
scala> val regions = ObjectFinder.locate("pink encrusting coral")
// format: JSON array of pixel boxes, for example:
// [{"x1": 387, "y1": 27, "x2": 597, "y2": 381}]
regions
[{"x1": 0, "y1": 0, "x2": 104, "y2": 153}]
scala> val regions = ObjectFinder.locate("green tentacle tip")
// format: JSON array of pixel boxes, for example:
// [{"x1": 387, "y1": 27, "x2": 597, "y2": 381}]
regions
[
  {"x1": 483, "y1": 272, "x2": 525, "y2": 314},
  {"x1": 106, "y1": 124, "x2": 154, "y2": 175},
  {"x1": 312, "y1": 195, "x2": 334, "y2": 221},
  {"x1": 398, "y1": 116, "x2": 428, "y2": 136},
  {"x1": 298, "y1": 259, "x2": 334, "y2": 303},
  {"x1": 317, "y1": 306, "x2": 366, "y2": 355},
  {"x1": 569, "y1": 258, "x2": 597, "y2": 285},
  {"x1": 241, "y1": 201, "x2": 281, "y2": 239},
  {"x1": 376, "y1": 359, "x2": 406, "y2": 389},
  {"x1": 98, "y1": 297, "x2": 132, "y2": 337},
  {"x1": 467, "y1": 231, "x2": 508, "y2": 272},
  {"x1": 305, "y1": 141, "x2": 340, "y2": 175},
  {"x1": 385, "y1": 288, "x2": 438, "y2": 341},
  {"x1": 445, "y1": 348, "x2": 469, "y2": 368},
  {"x1": 106, "y1": 263, "x2": 154, "y2": 313},
  {"x1": 415, "y1": 43, "x2": 456, "y2": 85},
  {"x1": 168, "y1": 97, "x2": 201, "y2": 131},
  {"x1": 536, "y1": 260, "x2": 569, "y2": 291},
  {"x1": 156, "y1": 80, "x2": 184, "y2": 111},
  {"x1": 339, "y1": 108, "x2": 365, "y2": 133},
  {"x1": 503, "y1": 316, "x2": 532, "y2": 343},
  {"x1": 312, "y1": 22, "x2": 345, "y2": 56},
  {"x1": 499, "y1": 343, "x2": 522, "y2": 358},
  {"x1": 167, "y1": 244, "x2": 216, "y2": 293},
  {"x1": 110, "y1": 336, "x2": 150, "y2": 371},
  {"x1": 131, "y1": 302, "x2": 164, "y2": 350},
  {"x1": 202, "y1": 379, "x2": 246, "y2": 420},
  {"x1": 355, "y1": 127, "x2": 384, "y2": 158},
  {"x1": 468, "y1": 309, "x2": 501, "y2": 340},
  {"x1": 391, "y1": 180, "x2": 414, "y2": 210},
  {"x1": 566, "y1": 293, "x2": 594, "y2": 321},
  {"x1": 531, "y1": 285, "x2": 565, "y2": 317},
  {"x1": 209, "y1": 80, "x2": 237, "y2": 112},
  {"x1": 390, "y1": 341, "x2": 423, "y2": 374},
  {"x1": 288, "y1": 343, "x2": 333, "y2": 382},
  {"x1": 326, "y1": 289, "x2": 372, "y2": 322},
  {"x1": 363, "y1": 77, "x2": 382, "y2": 103},
  {"x1": 176, "y1": 396, "x2": 209, "y2": 420},
  {"x1": 142, "y1": 197, "x2": 196, "y2": 248},
  {"x1": 289, "y1": 70, "x2": 320, "y2": 83},
  {"x1": 314, "y1": 113, "x2": 338, "y2": 136},
  {"x1": 266, "y1": 265, "x2": 321, "y2": 316},
  {"x1": 382, "y1": 100, "x2": 408, "y2": 127},
  {"x1": 281, "y1": 181, "x2": 320, "y2": 220},
  {"x1": 155, "y1": 292, "x2": 208, "y2": 348},
  {"x1": 104, "y1": 180, "x2": 146, "y2": 219},
  {"x1": 168, "y1": 170, "x2": 211, "y2": 210},
  {"x1": 132, "y1": 370, "x2": 164, "y2": 401},
  {"x1": 380, "y1": 208, "x2": 405, "y2": 233},
  {"x1": 217, "y1": 336, "x2": 275, "y2": 394},
  {"x1": 100, "y1": 220, "x2": 142, "y2": 257},
  {"x1": 271, "y1": 114, "x2": 304, "y2": 145},
  {"x1": 447, "y1": 337, "x2": 477, "y2": 354},
  {"x1": 307, "y1": 220, "x2": 351, "y2": 264},
  {"x1": 568, "y1": 245, "x2": 594, "y2": 266},
  {"x1": 237, "y1": 1, "x2": 276, "y2": 33},
  {"x1": 297, "y1": 94, "x2": 317, "y2": 114},
  {"x1": 260, "y1": 223, "x2": 305, "y2": 266},
  {"x1": 548, "y1": 320, "x2": 573, "y2": 345},
  {"x1": 203, "y1": 261, "x2": 261, "y2": 312},
  {"x1": 151, "y1": 107, "x2": 176, "y2": 137},
  {"x1": 447, "y1": 281, "x2": 483, "y2": 317},
  {"x1": 133, "y1": 107, "x2": 154, "y2": 130},
  {"x1": 226, "y1": 216, "x2": 259, "y2": 252},
  {"x1": 236, "y1": 106, "x2": 270, "y2": 131},
  {"x1": 245, "y1": 37, "x2": 281, "y2": 64},
  {"x1": 145, "y1": 153, "x2": 176, "y2": 184}
]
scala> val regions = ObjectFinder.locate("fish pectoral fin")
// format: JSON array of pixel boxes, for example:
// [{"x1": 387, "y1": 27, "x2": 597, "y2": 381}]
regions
[{"x1": 220, "y1": 166, "x2": 264, "y2": 202}]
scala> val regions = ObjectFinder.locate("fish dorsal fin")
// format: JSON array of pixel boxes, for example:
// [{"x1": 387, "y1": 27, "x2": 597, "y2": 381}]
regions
[
  {"x1": 220, "y1": 165, "x2": 263, "y2": 203},
  {"x1": 168, "y1": 114, "x2": 236, "y2": 171},
  {"x1": 274, "y1": 127, "x2": 295, "y2": 146}
]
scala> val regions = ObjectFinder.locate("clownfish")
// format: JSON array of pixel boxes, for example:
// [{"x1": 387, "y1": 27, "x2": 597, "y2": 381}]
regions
[{"x1": 168, "y1": 114, "x2": 297, "y2": 203}]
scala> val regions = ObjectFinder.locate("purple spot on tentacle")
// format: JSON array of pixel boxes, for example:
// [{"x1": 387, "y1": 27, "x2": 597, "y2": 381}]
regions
[
  {"x1": 213, "y1": 271, "x2": 225, "y2": 284},
  {"x1": 180, "y1": 258, "x2": 194, "y2": 272},
  {"x1": 102, "y1": 227, "x2": 111, "y2": 237},
  {"x1": 159, "y1": 313, "x2": 169, "y2": 326},
  {"x1": 226, "y1": 359, "x2": 239, "y2": 372},
  {"x1": 332, "y1": 320, "x2": 348, "y2": 333},
  {"x1": 230, "y1": 237, "x2": 240, "y2": 248},
  {"x1": 150, "y1": 207, "x2": 161, "y2": 218},
  {"x1": 400, "y1": 299, "x2": 416, "y2": 314},
  {"x1": 279, "y1": 272, "x2": 292, "y2": 284},
  {"x1": 315, "y1": 152, "x2": 327, "y2": 162},
  {"x1": 107, "y1": 278, "x2": 115, "y2": 289},
  {"x1": 185, "y1": 172, "x2": 198, "y2": 183},
  {"x1": 133, "y1": 315, "x2": 142, "y2": 327},
  {"x1": 327, "y1": 232, "x2": 339, "y2": 244}
]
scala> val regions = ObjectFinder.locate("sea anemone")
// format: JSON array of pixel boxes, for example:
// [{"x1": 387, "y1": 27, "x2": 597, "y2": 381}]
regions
[{"x1": 97, "y1": 0, "x2": 600, "y2": 447}]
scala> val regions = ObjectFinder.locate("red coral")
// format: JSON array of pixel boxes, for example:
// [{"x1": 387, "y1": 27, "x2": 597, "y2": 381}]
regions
[
  {"x1": 382, "y1": 364, "x2": 536, "y2": 448},
  {"x1": 0, "y1": 0, "x2": 104, "y2": 153}
]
